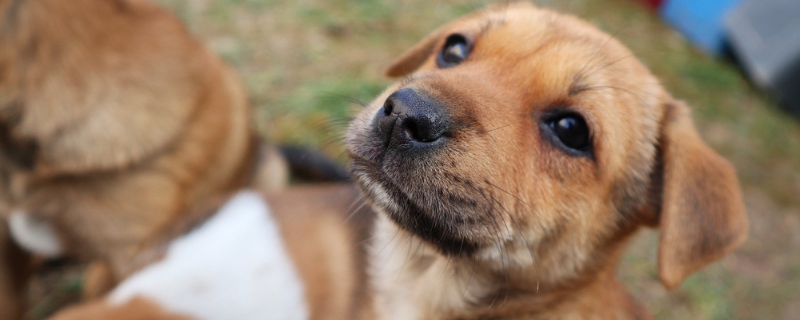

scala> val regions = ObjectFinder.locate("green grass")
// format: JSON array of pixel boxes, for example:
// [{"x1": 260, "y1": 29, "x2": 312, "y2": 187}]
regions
[{"x1": 31, "y1": 0, "x2": 800, "y2": 319}]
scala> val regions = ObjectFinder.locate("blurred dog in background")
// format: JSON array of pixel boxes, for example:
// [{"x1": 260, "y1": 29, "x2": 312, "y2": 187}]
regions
[{"x1": 0, "y1": 0, "x2": 290, "y2": 318}]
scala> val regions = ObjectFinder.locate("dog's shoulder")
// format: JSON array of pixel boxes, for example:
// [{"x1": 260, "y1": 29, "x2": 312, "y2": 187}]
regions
[{"x1": 0, "y1": 0, "x2": 220, "y2": 175}]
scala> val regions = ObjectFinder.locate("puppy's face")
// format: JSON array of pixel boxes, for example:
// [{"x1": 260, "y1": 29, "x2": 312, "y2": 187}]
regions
[{"x1": 347, "y1": 3, "x2": 747, "y2": 289}]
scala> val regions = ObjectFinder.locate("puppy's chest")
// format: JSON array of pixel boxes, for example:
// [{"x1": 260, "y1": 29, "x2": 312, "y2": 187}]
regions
[
  {"x1": 109, "y1": 191, "x2": 308, "y2": 320},
  {"x1": 371, "y1": 216, "x2": 487, "y2": 320}
]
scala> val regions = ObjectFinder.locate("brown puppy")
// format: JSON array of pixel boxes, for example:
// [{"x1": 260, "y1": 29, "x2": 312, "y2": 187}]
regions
[
  {"x1": 347, "y1": 2, "x2": 748, "y2": 319},
  {"x1": 0, "y1": 0, "x2": 286, "y2": 317}
]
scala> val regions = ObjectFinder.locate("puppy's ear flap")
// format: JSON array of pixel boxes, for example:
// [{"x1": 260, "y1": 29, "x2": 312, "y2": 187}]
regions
[
  {"x1": 655, "y1": 101, "x2": 748, "y2": 290},
  {"x1": 384, "y1": 28, "x2": 447, "y2": 77}
]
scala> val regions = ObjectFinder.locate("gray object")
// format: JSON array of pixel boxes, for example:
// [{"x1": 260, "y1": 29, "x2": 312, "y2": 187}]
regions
[{"x1": 725, "y1": 0, "x2": 800, "y2": 115}]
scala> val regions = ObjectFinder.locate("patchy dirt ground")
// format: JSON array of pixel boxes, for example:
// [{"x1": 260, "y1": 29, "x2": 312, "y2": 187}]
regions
[{"x1": 26, "y1": 0, "x2": 800, "y2": 319}]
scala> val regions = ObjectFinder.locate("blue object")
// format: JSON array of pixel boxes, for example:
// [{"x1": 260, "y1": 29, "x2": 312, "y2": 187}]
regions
[{"x1": 660, "y1": 0, "x2": 743, "y2": 55}]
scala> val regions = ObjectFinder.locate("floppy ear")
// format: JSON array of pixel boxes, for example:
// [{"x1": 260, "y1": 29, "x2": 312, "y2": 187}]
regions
[
  {"x1": 655, "y1": 101, "x2": 748, "y2": 290},
  {"x1": 384, "y1": 28, "x2": 446, "y2": 77}
]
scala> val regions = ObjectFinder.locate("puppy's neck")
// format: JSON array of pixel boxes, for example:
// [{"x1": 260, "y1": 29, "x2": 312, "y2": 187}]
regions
[{"x1": 371, "y1": 215, "x2": 648, "y2": 320}]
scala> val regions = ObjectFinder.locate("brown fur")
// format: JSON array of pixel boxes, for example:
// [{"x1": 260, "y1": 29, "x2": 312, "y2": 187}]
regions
[
  {"x1": 265, "y1": 184, "x2": 375, "y2": 320},
  {"x1": 48, "y1": 184, "x2": 376, "y2": 320},
  {"x1": 346, "y1": 2, "x2": 748, "y2": 319},
  {"x1": 49, "y1": 297, "x2": 192, "y2": 320},
  {"x1": 0, "y1": 0, "x2": 286, "y2": 317}
]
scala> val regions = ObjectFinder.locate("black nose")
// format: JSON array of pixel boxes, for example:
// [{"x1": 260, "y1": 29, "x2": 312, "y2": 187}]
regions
[{"x1": 375, "y1": 88, "x2": 449, "y2": 148}]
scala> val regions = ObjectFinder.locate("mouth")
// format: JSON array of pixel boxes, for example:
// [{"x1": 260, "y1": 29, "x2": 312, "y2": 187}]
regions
[{"x1": 349, "y1": 154, "x2": 481, "y2": 256}]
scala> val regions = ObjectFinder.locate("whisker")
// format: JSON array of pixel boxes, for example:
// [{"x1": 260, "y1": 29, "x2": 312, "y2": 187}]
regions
[
  {"x1": 475, "y1": 188, "x2": 507, "y2": 311},
  {"x1": 411, "y1": 235, "x2": 425, "y2": 258},
  {"x1": 320, "y1": 91, "x2": 370, "y2": 108},
  {"x1": 485, "y1": 180, "x2": 532, "y2": 208},
  {"x1": 579, "y1": 85, "x2": 656, "y2": 110},
  {"x1": 463, "y1": 258, "x2": 478, "y2": 299},
  {"x1": 342, "y1": 194, "x2": 368, "y2": 224},
  {"x1": 577, "y1": 52, "x2": 637, "y2": 84},
  {"x1": 320, "y1": 120, "x2": 353, "y2": 131},
  {"x1": 318, "y1": 136, "x2": 347, "y2": 149},
  {"x1": 397, "y1": 234, "x2": 416, "y2": 281},
  {"x1": 374, "y1": 227, "x2": 402, "y2": 256},
  {"x1": 335, "y1": 149, "x2": 350, "y2": 163},
  {"x1": 573, "y1": 20, "x2": 633, "y2": 84},
  {"x1": 483, "y1": 181, "x2": 537, "y2": 265},
  {"x1": 507, "y1": 213, "x2": 535, "y2": 265},
  {"x1": 483, "y1": 123, "x2": 513, "y2": 134},
  {"x1": 440, "y1": 255, "x2": 453, "y2": 279}
]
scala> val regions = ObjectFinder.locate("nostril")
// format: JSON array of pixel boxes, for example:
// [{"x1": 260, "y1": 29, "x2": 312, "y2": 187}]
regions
[
  {"x1": 383, "y1": 99, "x2": 394, "y2": 116},
  {"x1": 402, "y1": 119, "x2": 421, "y2": 141},
  {"x1": 401, "y1": 116, "x2": 442, "y2": 143},
  {"x1": 376, "y1": 88, "x2": 449, "y2": 148}
]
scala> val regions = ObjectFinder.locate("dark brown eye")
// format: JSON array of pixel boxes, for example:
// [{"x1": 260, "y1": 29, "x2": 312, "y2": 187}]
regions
[
  {"x1": 437, "y1": 34, "x2": 470, "y2": 68},
  {"x1": 545, "y1": 113, "x2": 591, "y2": 154}
]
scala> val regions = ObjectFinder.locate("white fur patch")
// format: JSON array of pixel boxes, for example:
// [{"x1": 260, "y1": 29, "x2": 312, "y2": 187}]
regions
[
  {"x1": 8, "y1": 210, "x2": 63, "y2": 257},
  {"x1": 109, "y1": 191, "x2": 308, "y2": 320}
]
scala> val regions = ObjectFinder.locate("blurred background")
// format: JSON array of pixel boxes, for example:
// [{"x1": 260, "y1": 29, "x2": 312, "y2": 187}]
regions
[{"x1": 27, "y1": 0, "x2": 800, "y2": 319}]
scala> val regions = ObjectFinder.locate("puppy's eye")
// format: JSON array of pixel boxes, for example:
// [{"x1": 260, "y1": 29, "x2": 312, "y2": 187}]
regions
[
  {"x1": 546, "y1": 113, "x2": 591, "y2": 152},
  {"x1": 437, "y1": 34, "x2": 470, "y2": 68}
]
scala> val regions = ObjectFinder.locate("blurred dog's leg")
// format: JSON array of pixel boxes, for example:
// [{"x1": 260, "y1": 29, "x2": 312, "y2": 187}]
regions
[
  {"x1": 82, "y1": 261, "x2": 116, "y2": 301},
  {"x1": 0, "y1": 219, "x2": 31, "y2": 320}
]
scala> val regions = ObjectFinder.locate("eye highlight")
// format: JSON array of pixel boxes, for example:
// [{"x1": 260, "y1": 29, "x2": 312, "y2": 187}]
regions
[
  {"x1": 436, "y1": 34, "x2": 470, "y2": 68},
  {"x1": 543, "y1": 112, "x2": 592, "y2": 156}
]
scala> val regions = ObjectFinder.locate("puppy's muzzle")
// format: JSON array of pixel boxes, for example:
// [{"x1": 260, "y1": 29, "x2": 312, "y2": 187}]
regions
[{"x1": 374, "y1": 88, "x2": 450, "y2": 151}]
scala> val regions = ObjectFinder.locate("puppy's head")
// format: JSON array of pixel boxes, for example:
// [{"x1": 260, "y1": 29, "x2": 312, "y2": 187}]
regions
[{"x1": 347, "y1": 2, "x2": 747, "y2": 289}]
